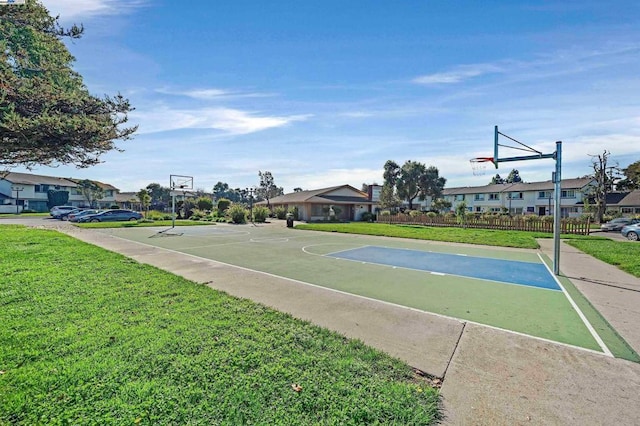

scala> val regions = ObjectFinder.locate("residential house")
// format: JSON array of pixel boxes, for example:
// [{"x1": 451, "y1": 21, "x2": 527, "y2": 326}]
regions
[
  {"x1": 260, "y1": 185, "x2": 372, "y2": 221},
  {"x1": 0, "y1": 172, "x2": 119, "y2": 213},
  {"x1": 605, "y1": 190, "x2": 640, "y2": 217},
  {"x1": 441, "y1": 178, "x2": 595, "y2": 218}
]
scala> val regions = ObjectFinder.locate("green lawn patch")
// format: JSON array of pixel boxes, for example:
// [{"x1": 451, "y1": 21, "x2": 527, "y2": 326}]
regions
[
  {"x1": 0, "y1": 225, "x2": 440, "y2": 424},
  {"x1": 296, "y1": 222, "x2": 599, "y2": 249},
  {"x1": 566, "y1": 239, "x2": 640, "y2": 278}
]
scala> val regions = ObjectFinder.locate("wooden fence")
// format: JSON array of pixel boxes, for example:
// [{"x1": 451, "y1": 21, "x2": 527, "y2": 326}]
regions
[{"x1": 378, "y1": 214, "x2": 591, "y2": 235}]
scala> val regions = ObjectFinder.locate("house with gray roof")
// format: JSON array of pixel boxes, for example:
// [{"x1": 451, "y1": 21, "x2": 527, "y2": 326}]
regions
[
  {"x1": 0, "y1": 172, "x2": 120, "y2": 213},
  {"x1": 605, "y1": 190, "x2": 640, "y2": 217},
  {"x1": 259, "y1": 185, "x2": 372, "y2": 221},
  {"x1": 441, "y1": 178, "x2": 595, "y2": 218}
]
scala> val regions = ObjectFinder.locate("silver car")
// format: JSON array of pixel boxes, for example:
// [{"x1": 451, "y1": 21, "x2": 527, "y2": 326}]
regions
[{"x1": 600, "y1": 218, "x2": 639, "y2": 232}]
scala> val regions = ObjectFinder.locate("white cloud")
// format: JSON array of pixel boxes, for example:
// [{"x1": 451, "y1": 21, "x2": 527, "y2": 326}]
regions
[
  {"x1": 413, "y1": 64, "x2": 503, "y2": 85},
  {"x1": 40, "y1": 0, "x2": 145, "y2": 19},
  {"x1": 155, "y1": 87, "x2": 275, "y2": 100},
  {"x1": 131, "y1": 106, "x2": 311, "y2": 135}
]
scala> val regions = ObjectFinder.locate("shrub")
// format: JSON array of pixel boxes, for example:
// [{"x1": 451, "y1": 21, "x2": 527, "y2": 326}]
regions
[
  {"x1": 409, "y1": 210, "x2": 422, "y2": 217},
  {"x1": 253, "y1": 206, "x2": 270, "y2": 223},
  {"x1": 290, "y1": 206, "x2": 299, "y2": 220},
  {"x1": 228, "y1": 204, "x2": 247, "y2": 224},
  {"x1": 196, "y1": 197, "x2": 214, "y2": 211},
  {"x1": 361, "y1": 212, "x2": 374, "y2": 222},
  {"x1": 217, "y1": 198, "x2": 231, "y2": 216},
  {"x1": 426, "y1": 211, "x2": 437, "y2": 218},
  {"x1": 274, "y1": 206, "x2": 287, "y2": 220},
  {"x1": 110, "y1": 204, "x2": 119, "y2": 209},
  {"x1": 190, "y1": 208, "x2": 206, "y2": 220}
]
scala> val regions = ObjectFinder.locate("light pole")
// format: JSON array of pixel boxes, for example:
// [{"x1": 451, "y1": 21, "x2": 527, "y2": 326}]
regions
[
  {"x1": 244, "y1": 187, "x2": 255, "y2": 222},
  {"x1": 11, "y1": 186, "x2": 24, "y2": 214}
]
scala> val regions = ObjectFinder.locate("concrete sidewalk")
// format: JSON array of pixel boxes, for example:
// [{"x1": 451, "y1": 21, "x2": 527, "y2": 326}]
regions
[{"x1": 5, "y1": 217, "x2": 640, "y2": 425}]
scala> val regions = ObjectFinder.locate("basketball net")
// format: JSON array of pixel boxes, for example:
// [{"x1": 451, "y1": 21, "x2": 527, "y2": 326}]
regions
[{"x1": 469, "y1": 157, "x2": 493, "y2": 176}]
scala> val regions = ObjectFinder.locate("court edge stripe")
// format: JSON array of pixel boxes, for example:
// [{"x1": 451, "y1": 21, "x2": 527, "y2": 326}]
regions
[
  {"x1": 105, "y1": 232, "x2": 612, "y2": 359},
  {"x1": 537, "y1": 253, "x2": 613, "y2": 357}
]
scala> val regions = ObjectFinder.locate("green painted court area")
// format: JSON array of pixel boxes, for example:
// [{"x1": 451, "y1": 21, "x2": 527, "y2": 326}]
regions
[{"x1": 101, "y1": 224, "x2": 632, "y2": 358}]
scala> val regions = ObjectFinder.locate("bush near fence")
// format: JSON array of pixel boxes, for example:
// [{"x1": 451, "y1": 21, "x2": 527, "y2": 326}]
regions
[{"x1": 378, "y1": 213, "x2": 591, "y2": 235}]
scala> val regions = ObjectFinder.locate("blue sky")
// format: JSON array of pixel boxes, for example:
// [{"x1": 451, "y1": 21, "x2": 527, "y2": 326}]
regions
[{"x1": 16, "y1": 0, "x2": 640, "y2": 192}]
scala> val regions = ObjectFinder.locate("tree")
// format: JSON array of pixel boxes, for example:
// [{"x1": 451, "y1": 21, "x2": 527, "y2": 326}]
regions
[
  {"x1": 146, "y1": 183, "x2": 170, "y2": 210},
  {"x1": 77, "y1": 179, "x2": 104, "y2": 208},
  {"x1": 587, "y1": 151, "x2": 619, "y2": 222},
  {"x1": 378, "y1": 183, "x2": 401, "y2": 211},
  {"x1": 257, "y1": 171, "x2": 283, "y2": 209},
  {"x1": 383, "y1": 160, "x2": 401, "y2": 187},
  {"x1": 391, "y1": 161, "x2": 446, "y2": 210},
  {"x1": 505, "y1": 169, "x2": 523, "y2": 183},
  {"x1": 616, "y1": 160, "x2": 640, "y2": 191},
  {"x1": 137, "y1": 189, "x2": 151, "y2": 217},
  {"x1": 213, "y1": 182, "x2": 230, "y2": 199},
  {"x1": 293, "y1": 187, "x2": 304, "y2": 192},
  {"x1": 431, "y1": 198, "x2": 452, "y2": 213},
  {"x1": 0, "y1": 1, "x2": 137, "y2": 170},
  {"x1": 47, "y1": 189, "x2": 68, "y2": 209},
  {"x1": 489, "y1": 174, "x2": 505, "y2": 185}
]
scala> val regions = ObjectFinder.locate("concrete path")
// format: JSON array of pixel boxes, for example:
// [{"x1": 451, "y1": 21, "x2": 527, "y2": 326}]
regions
[{"x1": 4, "y1": 217, "x2": 640, "y2": 425}]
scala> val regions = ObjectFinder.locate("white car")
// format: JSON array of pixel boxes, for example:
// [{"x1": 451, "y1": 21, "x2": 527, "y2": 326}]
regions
[{"x1": 49, "y1": 205, "x2": 76, "y2": 218}]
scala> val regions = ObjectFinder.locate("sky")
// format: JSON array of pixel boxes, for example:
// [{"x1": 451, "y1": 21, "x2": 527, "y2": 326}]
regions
[{"x1": 11, "y1": 0, "x2": 640, "y2": 193}]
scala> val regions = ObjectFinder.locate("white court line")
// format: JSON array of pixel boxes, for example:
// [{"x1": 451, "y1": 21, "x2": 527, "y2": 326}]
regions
[{"x1": 538, "y1": 253, "x2": 613, "y2": 357}]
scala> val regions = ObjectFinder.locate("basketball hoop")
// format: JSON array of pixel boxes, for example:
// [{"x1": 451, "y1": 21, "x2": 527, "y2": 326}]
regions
[{"x1": 469, "y1": 157, "x2": 494, "y2": 176}]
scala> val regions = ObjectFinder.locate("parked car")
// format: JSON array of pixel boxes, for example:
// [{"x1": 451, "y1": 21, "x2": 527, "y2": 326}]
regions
[
  {"x1": 50, "y1": 205, "x2": 76, "y2": 218},
  {"x1": 75, "y1": 209, "x2": 143, "y2": 223},
  {"x1": 58, "y1": 208, "x2": 86, "y2": 220},
  {"x1": 68, "y1": 209, "x2": 101, "y2": 222},
  {"x1": 600, "y1": 218, "x2": 639, "y2": 232},
  {"x1": 621, "y1": 223, "x2": 640, "y2": 241}
]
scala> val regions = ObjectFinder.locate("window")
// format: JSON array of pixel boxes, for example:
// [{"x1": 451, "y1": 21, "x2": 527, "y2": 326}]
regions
[
  {"x1": 561, "y1": 190, "x2": 575, "y2": 198},
  {"x1": 488, "y1": 193, "x2": 499, "y2": 200},
  {"x1": 35, "y1": 184, "x2": 50, "y2": 193},
  {"x1": 475, "y1": 206, "x2": 482, "y2": 212},
  {"x1": 489, "y1": 207, "x2": 502, "y2": 213},
  {"x1": 636, "y1": 208, "x2": 640, "y2": 214},
  {"x1": 105, "y1": 190, "x2": 114, "y2": 197},
  {"x1": 508, "y1": 192, "x2": 523, "y2": 200},
  {"x1": 454, "y1": 194, "x2": 465, "y2": 201},
  {"x1": 622, "y1": 207, "x2": 634, "y2": 214},
  {"x1": 538, "y1": 191, "x2": 552, "y2": 199},
  {"x1": 474, "y1": 194, "x2": 485, "y2": 201}
]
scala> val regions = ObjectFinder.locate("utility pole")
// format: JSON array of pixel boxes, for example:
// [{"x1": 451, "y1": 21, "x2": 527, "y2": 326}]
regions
[{"x1": 11, "y1": 186, "x2": 24, "y2": 214}]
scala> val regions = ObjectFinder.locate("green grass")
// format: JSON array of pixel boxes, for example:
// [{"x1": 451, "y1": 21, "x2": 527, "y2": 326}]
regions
[
  {"x1": 566, "y1": 239, "x2": 640, "y2": 278},
  {"x1": 0, "y1": 225, "x2": 440, "y2": 425},
  {"x1": 74, "y1": 219, "x2": 216, "y2": 229},
  {"x1": 296, "y1": 222, "x2": 598, "y2": 249}
]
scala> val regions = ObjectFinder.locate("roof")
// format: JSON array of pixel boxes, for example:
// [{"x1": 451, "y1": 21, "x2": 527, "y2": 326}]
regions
[
  {"x1": 1, "y1": 172, "x2": 120, "y2": 191},
  {"x1": 444, "y1": 178, "x2": 594, "y2": 195},
  {"x1": 260, "y1": 185, "x2": 370, "y2": 205},
  {"x1": 1, "y1": 172, "x2": 78, "y2": 187},
  {"x1": 116, "y1": 192, "x2": 139, "y2": 202},
  {"x1": 611, "y1": 190, "x2": 640, "y2": 206}
]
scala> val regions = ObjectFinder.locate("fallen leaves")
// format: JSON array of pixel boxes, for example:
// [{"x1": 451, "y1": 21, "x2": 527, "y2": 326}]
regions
[{"x1": 291, "y1": 383, "x2": 303, "y2": 392}]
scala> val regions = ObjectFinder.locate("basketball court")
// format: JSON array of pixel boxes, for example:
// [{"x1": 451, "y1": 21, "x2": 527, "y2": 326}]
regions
[{"x1": 96, "y1": 222, "x2": 636, "y2": 359}]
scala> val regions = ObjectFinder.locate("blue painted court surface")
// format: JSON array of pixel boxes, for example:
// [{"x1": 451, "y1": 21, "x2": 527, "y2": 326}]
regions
[{"x1": 330, "y1": 246, "x2": 561, "y2": 291}]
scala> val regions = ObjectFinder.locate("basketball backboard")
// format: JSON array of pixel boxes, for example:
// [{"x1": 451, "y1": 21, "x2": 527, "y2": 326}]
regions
[{"x1": 170, "y1": 175, "x2": 193, "y2": 191}]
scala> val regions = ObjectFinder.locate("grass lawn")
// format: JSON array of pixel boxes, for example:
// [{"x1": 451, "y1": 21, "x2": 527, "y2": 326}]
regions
[
  {"x1": 566, "y1": 239, "x2": 640, "y2": 277},
  {"x1": 296, "y1": 222, "x2": 598, "y2": 249},
  {"x1": 0, "y1": 225, "x2": 440, "y2": 425}
]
